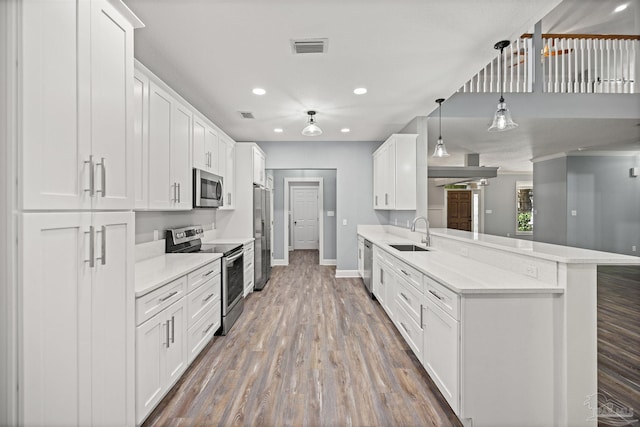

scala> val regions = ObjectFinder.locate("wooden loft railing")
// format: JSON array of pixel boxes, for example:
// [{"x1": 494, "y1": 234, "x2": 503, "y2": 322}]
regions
[{"x1": 459, "y1": 33, "x2": 639, "y2": 94}]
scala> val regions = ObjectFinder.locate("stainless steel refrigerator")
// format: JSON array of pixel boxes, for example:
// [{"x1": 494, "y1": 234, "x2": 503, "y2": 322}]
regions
[{"x1": 253, "y1": 185, "x2": 271, "y2": 290}]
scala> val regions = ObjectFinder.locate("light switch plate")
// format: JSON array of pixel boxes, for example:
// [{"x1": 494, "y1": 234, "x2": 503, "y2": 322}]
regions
[
  {"x1": 485, "y1": 209, "x2": 493, "y2": 214},
  {"x1": 342, "y1": 219, "x2": 348, "y2": 226},
  {"x1": 153, "y1": 230, "x2": 159, "y2": 241},
  {"x1": 327, "y1": 211, "x2": 335, "y2": 217},
  {"x1": 571, "y1": 210, "x2": 577, "y2": 216}
]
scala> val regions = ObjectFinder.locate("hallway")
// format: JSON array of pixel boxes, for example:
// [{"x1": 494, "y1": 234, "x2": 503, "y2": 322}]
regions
[{"x1": 142, "y1": 250, "x2": 461, "y2": 426}]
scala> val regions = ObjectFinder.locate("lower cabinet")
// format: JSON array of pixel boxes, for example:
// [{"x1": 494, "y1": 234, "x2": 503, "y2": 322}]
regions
[
  {"x1": 243, "y1": 241, "x2": 255, "y2": 296},
  {"x1": 357, "y1": 236, "x2": 364, "y2": 278},
  {"x1": 372, "y1": 247, "x2": 396, "y2": 318}
]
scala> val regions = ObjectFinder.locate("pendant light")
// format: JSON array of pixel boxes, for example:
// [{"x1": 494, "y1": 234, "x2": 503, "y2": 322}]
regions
[
  {"x1": 301, "y1": 110, "x2": 322, "y2": 136},
  {"x1": 432, "y1": 98, "x2": 450, "y2": 157},
  {"x1": 488, "y1": 40, "x2": 518, "y2": 132}
]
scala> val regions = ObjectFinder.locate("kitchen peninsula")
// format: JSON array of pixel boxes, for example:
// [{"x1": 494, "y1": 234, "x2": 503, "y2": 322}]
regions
[{"x1": 357, "y1": 224, "x2": 640, "y2": 427}]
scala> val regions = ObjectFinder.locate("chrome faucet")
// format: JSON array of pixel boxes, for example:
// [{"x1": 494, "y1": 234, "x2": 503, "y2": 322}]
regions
[{"x1": 410, "y1": 216, "x2": 431, "y2": 246}]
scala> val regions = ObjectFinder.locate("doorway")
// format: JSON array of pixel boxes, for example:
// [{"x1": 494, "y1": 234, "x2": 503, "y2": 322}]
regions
[
  {"x1": 447, "y1": 190, "x2": 472, "y2": 231},
  {"x1": 283, "y1": 177, "x2": 324, "y2": 266},
  {"x1": 291, "y1": 187, "x2": 319, "y2": 250}
]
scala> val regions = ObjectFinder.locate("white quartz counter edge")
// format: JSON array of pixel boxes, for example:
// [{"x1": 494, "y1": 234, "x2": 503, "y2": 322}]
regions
[
  {"x1": 135, "y1": 253, "x2": 222, "y2": 297},
  {"x1": 430, "y1": 228, "x2": 640, "y2": 265},
  {"x1": 202, "y1": 237, "x2": 255, "y2": 245},
  {"x1": 359, "y1": 230, "x2": 563, "y2": 295}
]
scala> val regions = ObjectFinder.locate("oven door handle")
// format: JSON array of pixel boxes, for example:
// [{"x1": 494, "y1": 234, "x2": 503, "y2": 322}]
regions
[{"x1": 225, "y1": 250, "x2": 244, "y2": 264}]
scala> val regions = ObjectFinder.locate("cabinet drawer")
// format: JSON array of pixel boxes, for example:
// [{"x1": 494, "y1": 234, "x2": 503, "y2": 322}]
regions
[
  {"x1": 187, "y1": 275, "x2": 220, "y2": 329},
  {"x1": 187, "y1": 260, "x2": 220, "y2": 293},
  {"x1": 396, "y1": 275, "x2": 423, "y2": 324},
  {"x1": 425, "y1": 276, "x2": 459, "y2": 321},
  {"x1": 395, "y1": 259, "x2": 423, "y2": 293},
  {"x1": 244, "y1": 252, "x2": 254, "y2": 272},
  {"x1": 187, "y1": 304, "x2": 220, "y2": 364},
  {"x1": 136, "y1": 277, "x2": 186, "y2": 326},
  {"x1": 394, "y1": 299, "x2": 423, "y2": 360}
]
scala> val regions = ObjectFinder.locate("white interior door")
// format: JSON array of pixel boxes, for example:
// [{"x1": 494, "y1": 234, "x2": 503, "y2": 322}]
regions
[{"x1": 292, "y1": 187, "x2": 319, "y2": 250}]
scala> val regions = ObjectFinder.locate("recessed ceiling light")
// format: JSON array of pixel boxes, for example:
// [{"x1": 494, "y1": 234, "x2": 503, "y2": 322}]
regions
[
  {"x1": 614, "y1": 3, "x2": 627, "y2": 12},
  {"x1": 353, "y1": 87, "x2": 367, "y2": 95},
  {"x1": 252, "y1": 88, "x2": 266, "y2": 95},
  {"x1": 273, "y1": 128, "x2": 283, "y2": 133},
  {"x1": 341, "y1": 128, "x2": 350, "y2": 133}
]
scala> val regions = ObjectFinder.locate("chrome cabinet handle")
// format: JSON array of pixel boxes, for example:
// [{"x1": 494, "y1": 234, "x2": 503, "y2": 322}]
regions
[
  {"x1": 85, "y1": 226, "x2": 95, "y2": 267},
  {"x1": 84, "y1": 156, "x2": 95, "y2": 196},
  {"x1": 165, "y1": 321, "x2": 170, "y2": 348},
  {"x1": 400, "y1": 292, "x2": 409, "y2": 302},
  {"x1": 203, "y1": 270, "x2": 215, "y2": 277},
  {"x1": 228, "y1": 193, "x2": 231, "y2": 205},
  {"x1": 159, "y1": 290, "x2": 178, "y2": 302},
  {"x1": 420, "y1": 304, "x2": 424, "y2": 328},
  {"x1": 429, "y1": 289, "x2": 443, "y2": 301},
  {"x1": 177, "y1": 183, "x2": 181, "y2": 203},
  {"x1": 170, "y1": 316, "x2": 175, "y2": 343},
  {"x1": 95, "y1": 225, "x2": 106, "y2": 265},
  {"x1": 203, "y1": 293, "x2": 215, "y2": 303},
  {"x1": 385, "y1": 193, "x2": 388, "y2": 205},
  {"x1": 380, "y1": 268, "x2": 384, "y2": 285},
  {"x1": 203, "y1": 323, "x2": 214, "y2": 335},
  {"x1": 95, "y1": 157, "x2": 106, "y2": 197},
  {"x1": 400, "y1": 322, "x2": 409, "y2": 334},
  {"x1": 375, "y1": 195, "x2": 378, "y2": 206},
  {"x1": 400, "y1": 269, "x2": 409, "y2": 276}
]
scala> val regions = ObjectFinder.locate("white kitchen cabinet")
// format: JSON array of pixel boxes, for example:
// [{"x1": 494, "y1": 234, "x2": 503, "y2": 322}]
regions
[
  {"x1": 146, "y1": 80, "x2": 192, "y2": 210},
  {"x1": 372, "y1": 134, "x2": 417, "y2": 210},
  {"x1": 357, "y1": 236, "x2": 364, "y2": 278},
  {"x1": 136, "y1": 298, "x2": 187, "y2": 424},
  {"x1": 21, "y1": 0, "x2": 137, "y2": 211},
  {"x1": 219, "y1": 134, "x2": 236, "y2": 210},
  {"x1": 423, "y1": 294, "x2": 460, "y2": 414},
  {"x1": 244, "y1": 241, "x2": 255, "y2": 296},
  {"x1": 372, "y1": 247, "x2": 396, "y2": 318},
  {"x1": 133, "y1": 69, "x2": 149, "y2": 209},
  {"x1": 21, "y1": 211, "x2": 135, "y2": 427},
  {"x1": 252, "y1": 146, "x2": 266, "y2": 187},
  {"x1": 193, "y1": 114, "x2": 218, "y2": 173}
]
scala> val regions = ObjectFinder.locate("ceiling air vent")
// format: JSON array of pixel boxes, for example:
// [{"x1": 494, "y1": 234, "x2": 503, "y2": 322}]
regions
[
  {"x1": 291, "y1": 38, "x2": 328, "y2": 55},
  {"x1": 239, "y1": 111, "x2": 255, "y2": 119}
]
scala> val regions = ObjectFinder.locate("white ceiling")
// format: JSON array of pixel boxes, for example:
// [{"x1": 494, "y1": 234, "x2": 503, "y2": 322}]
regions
[{"x1": 125, "y1": 0, "x2": 562, "y2": 143}]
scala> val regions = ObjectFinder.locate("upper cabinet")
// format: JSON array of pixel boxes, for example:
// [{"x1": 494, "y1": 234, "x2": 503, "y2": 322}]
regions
[
  {"x1": 21, "y1": 0, "x2": 139, "y2": 211},
  {"x1": 219, "y1": 135, "x2": 236, "y2": 210},
  {"x1": 252, "y1": 146, "x2": 266, "y2": 187},
  {"x1": 373, "y1": 134, "x2": 418, "y2": 210},
  {"x1": 192, "y1": 115, "x2": 219, "y2": 175}
]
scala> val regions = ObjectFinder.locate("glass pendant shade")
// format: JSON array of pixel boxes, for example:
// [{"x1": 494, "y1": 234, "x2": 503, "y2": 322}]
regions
[
  {"x1": 301, "y1": 111, "x2": 322, "y2": 136},
  {"x1": 488, "y1": 98, "x2": 518, "y2": 132},
  {"x1": 433, "y1": 138, "x2": 450, "y2": 157}
]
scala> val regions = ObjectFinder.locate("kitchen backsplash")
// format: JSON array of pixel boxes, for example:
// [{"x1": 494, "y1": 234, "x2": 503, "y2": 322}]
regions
[{"x1": 135, "y1": 210, "x2": 217, "y2": 244}]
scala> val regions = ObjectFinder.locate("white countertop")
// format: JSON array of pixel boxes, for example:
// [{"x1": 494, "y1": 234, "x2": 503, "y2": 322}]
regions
[
  {"x1": 430, "y1": 228, "x2": 640, "y2": 264},
  {"x1": 358, "y1": 229, "x2": 563, "y2": 295},
  {"x1": 135, "y1": 253, "x2": 222, "y2": 297}
]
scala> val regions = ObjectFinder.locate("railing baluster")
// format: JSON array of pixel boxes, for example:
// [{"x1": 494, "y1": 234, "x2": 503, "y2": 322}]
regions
[
  {"x1": 561, "y1": 38, "x2": 566, "y2": 92},
  {"x1": 573, "y1": 38, "x2": 578, "y2": 93},
  {"x1": 585, "y1": 38, "x2": 590, "y2": 93},
  {"x1": 509, "y1": 41, "x2": 514, "y2": 92}
]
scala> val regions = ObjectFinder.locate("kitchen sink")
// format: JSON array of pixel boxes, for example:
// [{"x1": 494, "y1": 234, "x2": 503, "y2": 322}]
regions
[{"x1": 389, "y1": 244, "x2": 429, "y2": 252}]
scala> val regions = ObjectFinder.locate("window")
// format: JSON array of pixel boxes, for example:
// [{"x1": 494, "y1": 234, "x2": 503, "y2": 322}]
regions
[{"x1": 516, "y1": 181, "x2": 533, "y2": 235}]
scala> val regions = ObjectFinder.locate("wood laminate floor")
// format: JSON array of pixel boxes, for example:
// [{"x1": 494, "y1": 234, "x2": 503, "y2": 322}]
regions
[
  {"x1": 597, "y1": 265, "x2": 640, "y2": 425},
  {"x1": 143, "y1": 250, "x2": 462, "y2": 427}
]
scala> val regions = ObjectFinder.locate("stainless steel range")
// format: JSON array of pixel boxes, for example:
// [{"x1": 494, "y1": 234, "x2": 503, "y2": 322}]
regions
[{"x1": 165, "y1": 226, "x2": 244, "y2": 335}]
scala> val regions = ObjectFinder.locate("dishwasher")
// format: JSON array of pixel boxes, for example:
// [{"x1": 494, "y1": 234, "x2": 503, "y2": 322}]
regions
[{"x1": 363, "y1": 239, "x2": 373, "y2": 297}]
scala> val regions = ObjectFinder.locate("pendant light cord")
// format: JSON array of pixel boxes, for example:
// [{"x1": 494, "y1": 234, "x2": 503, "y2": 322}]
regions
[
  {"x1": 499, "y1": 46, "x2": 504, "y2": 103},
  {"x1": 438, "y1": 102, "x2": 442, "y2": 140}
]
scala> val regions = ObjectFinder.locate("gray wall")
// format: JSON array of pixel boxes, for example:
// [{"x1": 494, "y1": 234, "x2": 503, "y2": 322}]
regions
[
  {"x1": 484, "y1": 173, "x2": 534, "y2": 240},
  {"x1": 258, "y1": 141, "x2": 388, "y2": 271},
  {"x1": 268, "y1": 169, "x2": 337, "y2": 261},
  {"x1": 135, "y1": 210, "x2": 216, "y2": 244},
  {"x1": 566, "y1": 155, "x2": 640, "y2": 256},
  {"x1": 533, "y1": 157, "x2": 568, "y2": 245}
]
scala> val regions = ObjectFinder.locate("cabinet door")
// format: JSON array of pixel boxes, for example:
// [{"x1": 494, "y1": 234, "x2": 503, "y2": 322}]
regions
[
  {"x1": 21, "y1": 212, "x2": 93, "y2": 426},
  {"x1": 218, "y1": 137, "x2": 227, "y2": 186},
  {"x1": 221, "y1": 141, "x2": 235, "y2": 209},
  {"x1": 164, "y1": 300, "x2": 188, "y2": 388},
  {"x1": 148, "y1": 82, "x2": 173, "y2": 210},
  {"x1": 385, "y1": 141, "x2": 396, "y2": 208},
  {"x1": 90, "y1": 0, "x2": 134, "y2": 210},
  {"x1": 133, "y1": 69, "x2": 149, "y2": 209},
  {"x1": 90, "y1": 212, "x2": 134, "y2": 426},
  {"x1": 358, "y1": 240, "x2": 364, "y2": 278},
  {"x1": 373, "y1": 151, "x2": 384, "y2": 209},
  {"x1": 423, "y1": 299, "x2": 460, "y2": 414},
  {"x1": 21, "y1": 0, "x2": 91, "y2": 210},
  {"x1": 394, "y1": 136, "x2": 417, "y2": 209},
  {"x1": 206, "y1": 127, "x2": 219, "y2": 175},
  {"x1": 135, "y1": 316, "x2": 164, "y2": 425},
  {"x1": 253, "y1": 148, "x2": 265, "y2": 186},
  {"x1": 192, "y1": 116, "x2": 208, "y2": 171},
  {"x1": 171, "y1": 101, "x2": 193, "y2": 210}
]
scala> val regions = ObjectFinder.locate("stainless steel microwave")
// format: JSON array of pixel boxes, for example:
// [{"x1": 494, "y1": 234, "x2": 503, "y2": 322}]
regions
[{"x1": 193, "y1": 169, "x2": 223, "y2": 208}]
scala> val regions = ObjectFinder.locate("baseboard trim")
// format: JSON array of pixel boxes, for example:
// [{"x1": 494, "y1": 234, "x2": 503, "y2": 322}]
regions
[
  {"x1": 272, "y1": 259, "x2": 288, "y2": 266},
  {"x1": 335, "y1": 270, "x2": 360, "y2": 278},
  {"x1": 321, "y1": 259, "x2": 337, "y2": 266}
]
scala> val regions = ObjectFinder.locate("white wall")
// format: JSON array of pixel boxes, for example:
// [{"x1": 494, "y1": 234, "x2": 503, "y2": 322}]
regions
[
  {"x1": 258, "y1": 141, "x2": 388, "y2": 272},
  {"x1": 533, "y1": 156, "x2": 568, "y2": 245}
]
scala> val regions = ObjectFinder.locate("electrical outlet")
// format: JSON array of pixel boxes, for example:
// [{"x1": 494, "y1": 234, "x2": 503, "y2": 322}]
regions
[
  {"x1": 394, "y1": 218, "x2": 398, "y2": 225},
  {"x1": 153, "y1": 230, "x2": 159, "y2": 241},
  {"x1": 633, "y1": 245, "x2": 637, "y2": 252},
  {"x1": 212, "y1": 222, "x2": 216, "y2": 230},
  {"x1": 525, "y1": 266, "x2": 538, "y2": 278},
  {"x1": 460, "y1": 247, "x2": 469, "y2": 257},
  {"x1": 342, "y1": 219, "x2": 348, "y2": 226},
  {"x1": 406, "y1": 220, "x2": 410, "y2": 228}
]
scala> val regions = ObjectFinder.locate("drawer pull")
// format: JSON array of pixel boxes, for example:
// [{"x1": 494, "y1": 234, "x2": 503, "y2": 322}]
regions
[
  {"x1": 164, "y1": 321, "x2": 170, "y2": 348},
  {"x1": 420, "y1": 304, "x2": 424, "y2": 328},
  {"x1": 400, "y1": 322, "x2": 409, "y2": 334},
  {"x1": 400, "y1": 292, "x2": 409, "y2": 302},
  {"x1": 203, "y1": 293, "x2": 215, "y2": 303},
  {"x1": 400, "y1": 269, "x2": 410, "y2": 276},
  {"x1": 170, "y1": 316, "x2": 175, "y2": 343},
  {"x1": 159, "y1": 291, "x2": 178, "y2": 302},
  {"x1": 203, "y1": 270, "x2": 215, "y2": 277},
  {"x1": 203, "y1": 323, "x2": 215, "y2": 334},
  {"x1": 429, "y1": 289, "x2": 443, "y2": 301}
]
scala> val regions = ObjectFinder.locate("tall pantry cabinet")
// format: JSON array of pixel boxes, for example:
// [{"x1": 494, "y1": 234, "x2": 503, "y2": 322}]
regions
[{"x1": 18, "y1": 1, "x2": 143, "y2": 426}]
